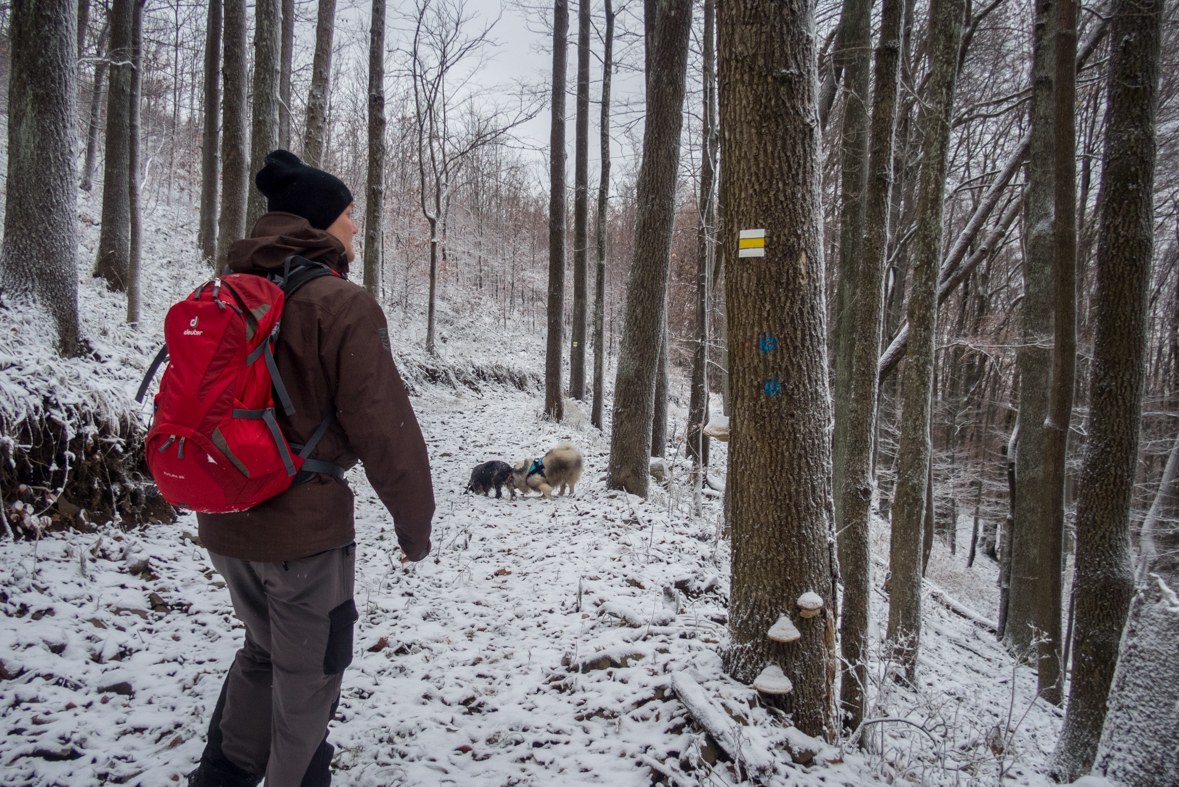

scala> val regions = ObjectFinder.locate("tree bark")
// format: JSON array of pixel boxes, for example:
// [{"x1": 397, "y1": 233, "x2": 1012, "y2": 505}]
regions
[
  {"x1": 247, "y1": 0, "x2": 282, "y2": 230},
  {"x1": 126, "y1": 0, "x2": 142, "y2": 325},
  {"x1": 1092, "y1": 575, "x2": 1179, "y2": 787},
  {"x1": 1051, "y1": 0, "x2": 1162, "y2": 774},
  {"x1": 687, "y1": 0, "x2": 716, "y2": 468},
  {"x1": 839, "y1": 0, "x2": 901, "y2": 733},
  {"x1": 606, "y1": 0, "x2": 691, "y2": 496},
  {"x1": 831, "y1": 0, "x2": 871, "y2": 532},
  {"x1": 569, "y1": 0, "x2": 590, "y2": 401},
  {"x1": 76, "y1": 0, "x2": 87, "y2": 56},
  {"x1": 92, "y1": 0, "x2": 132, "y2": 292},
  {"x1": 591, "y1": 0, "x2": 615, "y2": 430},
  {"x1": 1, "y1": 0, "x2": 80, "y2": 356},
  {"x1": 1139, "y1": 430, "x2": 1179, "y2": 582},
  {"x1": 545, "y1": 0, "x2": 568, "y2": 421},
  {"x1": 279, "y1": 0, "x2": 294, "y2": 149},
  {"x1": 718, "y1": 0, "x2": 838, "y2": 740},
  {"x1": 199, "y1": 0, "x2": 222, "y2": 269},
  {"x1": 80, "y1": 20, "x2": 106, "y2": 192},
  {"x1": 886, "y1": 0, "x2": 964, "y2": 682},
  {"x1": 1007, "y1": 0, "x2": 1056, "y2": 661},
  {"x1": 304, "y1": 0, "x2": 337, "y2": 168},
  {"x1": 216, "y1": 0, "x2": 248, "y2": 267},
  {"x1": 651, "y1": 319, "x2": 668, "y2": 458},
  {"x1": 1038, "y1": 0, "x2": 1078, "y2": 705},
  {"x1": 364, "y1": 0, "x2": 386, "y2": 298}
]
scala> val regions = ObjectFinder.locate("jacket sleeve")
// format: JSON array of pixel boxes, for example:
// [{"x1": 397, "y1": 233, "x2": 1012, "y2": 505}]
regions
[{"x1": 326, "y1": 291, "x2": 434, "y2": 561}]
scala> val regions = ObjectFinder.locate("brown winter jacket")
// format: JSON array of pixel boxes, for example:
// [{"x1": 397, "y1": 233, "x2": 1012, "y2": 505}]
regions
[{"x1": 196, "y1": 212, "x2": 435, "y2": 563}]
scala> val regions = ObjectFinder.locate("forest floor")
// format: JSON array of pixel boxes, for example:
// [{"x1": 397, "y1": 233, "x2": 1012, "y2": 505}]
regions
[{"x1": 0, "y1": 189, "x2": 1069, "y2": 786}]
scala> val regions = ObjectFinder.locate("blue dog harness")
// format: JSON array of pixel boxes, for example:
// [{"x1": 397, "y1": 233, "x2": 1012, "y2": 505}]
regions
[{"x1": 527, "y1": 458, "x2": 544, "y2": 478}]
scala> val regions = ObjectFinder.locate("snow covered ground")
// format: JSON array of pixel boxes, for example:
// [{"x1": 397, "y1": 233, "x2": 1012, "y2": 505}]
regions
[{"x1": 0, "y1": 188, "x2": 1072, "y2": 786}]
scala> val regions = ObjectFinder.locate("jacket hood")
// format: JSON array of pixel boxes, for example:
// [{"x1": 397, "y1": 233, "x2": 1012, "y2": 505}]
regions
[{"x1": 227, "y1": 212, "x2": 349, "y2": 277}]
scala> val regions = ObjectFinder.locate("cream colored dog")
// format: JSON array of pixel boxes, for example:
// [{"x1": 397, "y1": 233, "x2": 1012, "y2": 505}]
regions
[{"x1": 510, "y1": 441, "x2": 583, "y2": 499}]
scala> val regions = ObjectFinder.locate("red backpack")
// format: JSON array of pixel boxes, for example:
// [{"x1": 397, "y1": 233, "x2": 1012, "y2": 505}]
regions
[{"x1": 136, "y1": 257, "x2": 343, "y2": 513}]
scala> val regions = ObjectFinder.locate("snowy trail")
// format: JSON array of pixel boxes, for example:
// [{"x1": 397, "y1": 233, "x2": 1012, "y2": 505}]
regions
[{"x1": 0, "y1": 384, "x2": 1064, "y2": 786}]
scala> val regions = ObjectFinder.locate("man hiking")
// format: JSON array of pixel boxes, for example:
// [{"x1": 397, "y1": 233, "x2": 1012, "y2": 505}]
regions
[{"x1": 188, "y1": 150, "x2": 435, "y2": 787}]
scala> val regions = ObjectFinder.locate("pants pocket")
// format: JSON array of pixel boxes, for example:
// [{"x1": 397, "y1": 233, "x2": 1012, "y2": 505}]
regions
[{"x1": 323, "y1": 599, "x2": 358, "y2": 675}]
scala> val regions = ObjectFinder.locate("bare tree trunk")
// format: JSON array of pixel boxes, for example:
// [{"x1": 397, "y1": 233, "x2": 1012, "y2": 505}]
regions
[
  {"x1": 76, "y1": 0, "x2": 87, "y2": 55},
  {"x1": 364, "y1": 0, "x2": 386, "y2": 298},
  {"x1": 1051, "y1": 0, "x2": 1162, "y2": 774},
  {"x1": 247, "y1": 0, "x2": 282, "y2": 230},
  {"x1": 886, "y1": 0, "x2": 964, "y2": 681},
  {"x1": 1008, "y1": 0, "x2": 1056, "y2": 660},
  {"x1": 92, "y1": 0, "x2": 132, "y2": 292},
  {"x1": 998, "y1": 419, "x2": 1018, "y2": 639},
  {"x1": 279, "y1": 0, "x2": 294, "y2": 149},
  {"x1": 1038, "y1": 0, "x2": 1078, "y2": 705},
  {"x1": 1092, "y1": 575, "x2": 1179, "y2": 786},
  {"x1": 1139, "y1": 431, "x2": 1179, "y2": 582},
  {"x1": 545, "y1": 0, "x2": 568, "y2": 421},
  {"x1": 427, "y1": 215, "x2": 439, "y2": 353},
  {"x1": 606, "y1": 0, "x2": 691, "y2": 496},
  {"x1": 303, "y1": 0, "x2": 336, "y2": 168},
  {"x1": 125, "y1": 0, "x2": 142, "y2": 325},
  {"x1": 569, "y1": 0, "x2": 590, "y2": 400},
  {"x1": 719, "y1": 0, "x2": 838, "y2": 740},
  {"x1": 591, "y1": 0, "x2": 614, "y2": 431},
  {"x1": 687, "y1": 0, "x2": 716, "y2": 468},
  {"x1": 838, "y1": 0, "x2": 902, "y2": 734},
  {"x1": 651, "y1": 317, "x2": 668, "y2": 458},
  {"x1": 198, "y1": 0, "x2": 222, "y2": 269},
  {"x1": 80, "y1": 21, "x2": 107, "y2": 192},
  {"x1": 216, "y1": 0, "x2": 248, "y2": 266},
  {"x1": 1, "y1": 0, "x2": 80, "y2": 356},
  {"x1": 831, "y1": 0, "x2": 871, "y2": 531}
]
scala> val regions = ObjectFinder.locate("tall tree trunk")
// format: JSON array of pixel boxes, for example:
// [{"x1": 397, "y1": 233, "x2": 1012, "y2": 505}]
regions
[
  {"x1": 1051, "y1": 0, "x2": 1162, "y2": 774},
  {"x1": 279, "y1": 0, "x2": 294, "y2": 149},
  {"x1": 606, "y1": 0, "x2": 691, "y2": 497},
  {"x1": 199, "y1": 0, "x2": 222, "y2": 269},
  {"x1": 591, "y1": 0, "x2": 615, "y2": 431},
  {"x1": 830, "y1": 0, "x2": 871, "y2": 532},
  {"x1": 1, "y1": 0, "x2": 80, "y2": 356},
  {"x1": 1038, "y1": 0, "x2": 1077, "y2": 705},
  {"x1": 687, "y1": 0, "x2": 716, "y2": 468},
  {"x1": 303, "y1": 0, "x2": 336, "y2": 168},
  {"x1": 426, "y1": 215, "x2": 439, "y2": 353},
  {"x1": 216, "y1": 0, "x2": 248, "y2": 266},
  {"x1": 886, "y1": 0, "x2": 964, "y2": 681},
  {"x1": 839, "y1": 0, "x2": 901, "y2": 732},
  {"x1": 545, "y1": 0, "x2": 568, "y2": 421},
  {"x1": 997, "y1": 417, "x2": 1019, "y2": 639},
  {"x1": 718, "y1": 0, "x2": 838, "y2": 740},
  {"x1": 569, "y1": 0, "x2": 590, "y2": 400},
  {"x1": 651, "y1": 318, "x2": 668, "y2": 458},
  {"x1": 364, "y1": 0, "x2": 386, "y2": 297},
  {"x1": 247, "y1": 0, "x2": 282, "y2": 230},
  {"x1": 80, "y1": 21, "x2": 107, "y2": 192},
  {"x1": 125, "y1": 0, "x2": 142, "y2": 325},
  {"x1": 92, "y1": 0, "x2": 132, "y2": 292},
  {"x1": 1008, "y1": 0, "x2": 1056, "y2": 660},
  {"x1": 832, "y1": 0, "x2": 878, "y2": 736}
]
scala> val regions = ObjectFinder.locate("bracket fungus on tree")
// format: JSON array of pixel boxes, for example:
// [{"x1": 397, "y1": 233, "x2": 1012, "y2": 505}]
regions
[
  {"x1": 752, "y1": 664, "x2": 794, "y2": 694},
  {"x1": 797, "y1": 592, "x2": 824, "y2": 618},
  {"x1": 767, "y1": 615, "x2": 801, "y2": 642}
]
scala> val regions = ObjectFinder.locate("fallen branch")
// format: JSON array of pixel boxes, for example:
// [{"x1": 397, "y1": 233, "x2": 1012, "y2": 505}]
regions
[{"x1": 669, "y1": 672, "x2": 775, "y2": 776}]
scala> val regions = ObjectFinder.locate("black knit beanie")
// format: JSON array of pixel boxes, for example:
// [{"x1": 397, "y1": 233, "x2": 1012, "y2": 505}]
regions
[{"x1": 254, "y1": 149, "x2": 354, "y2": 231}]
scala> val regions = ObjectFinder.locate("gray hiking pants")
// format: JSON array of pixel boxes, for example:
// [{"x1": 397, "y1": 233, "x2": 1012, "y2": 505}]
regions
[{"x1": 204, "y1": 543, "x2": 357, "y2": 786}]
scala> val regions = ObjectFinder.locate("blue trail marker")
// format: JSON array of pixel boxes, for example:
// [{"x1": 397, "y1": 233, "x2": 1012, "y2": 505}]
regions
[
  {"x1": 759, "y1": 336, "x2": 778, "y2": 353},
  {"x1": 764, "y1": 379, "x2": 782, "y2": 397}
]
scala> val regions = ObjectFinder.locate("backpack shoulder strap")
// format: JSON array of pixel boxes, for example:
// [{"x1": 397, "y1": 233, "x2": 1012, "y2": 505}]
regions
[{"x1": 272, "y1": 255, "x2": 339, "y2": 300}]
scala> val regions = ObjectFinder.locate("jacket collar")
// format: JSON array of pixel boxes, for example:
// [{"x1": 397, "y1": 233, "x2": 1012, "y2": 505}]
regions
[{"x1": 227, "y1": 212, "x2": 349, "y2": 278}]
